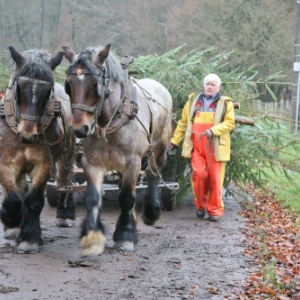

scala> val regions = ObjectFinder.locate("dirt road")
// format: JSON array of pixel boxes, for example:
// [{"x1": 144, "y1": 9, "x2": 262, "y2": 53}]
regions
[{"x1": 0, "y1": 189, "x2": 251, "y2": 300}]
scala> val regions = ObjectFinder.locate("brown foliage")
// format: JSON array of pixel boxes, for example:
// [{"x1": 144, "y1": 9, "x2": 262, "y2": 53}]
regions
[{"x1": 237, "y1": 185, "x2": 300, "y2": 299}]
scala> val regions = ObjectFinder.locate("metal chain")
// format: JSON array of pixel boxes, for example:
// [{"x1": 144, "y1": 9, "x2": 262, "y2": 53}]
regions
[
  {"x1": 131, "y1": 78, "x2": 181, "y2": 191},
  {"x1": 41, "y1": 133, "x2": 56, "y2": 179},
  {"x1": 41, "y1": 130, "x2": 82, "y2": 208},
  {"x1": 60, "y1": 138, "x2": 82, "y2": 187},
  {"x1": 57, "y1": 138, "x2": 82, "y2": 208},
  {"x1": 131, "y1": 78, "x2": 208, "y2": 137},
  {"x1": 96, "y1": 93, "x2": 126, "y2": 141}
]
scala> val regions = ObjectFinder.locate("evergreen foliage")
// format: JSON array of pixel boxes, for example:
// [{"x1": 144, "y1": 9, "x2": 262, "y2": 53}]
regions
[
  {"x1": 130, "y1": 46, "x2": 300, "y2": 204},
  {"x1": 0, "y1": 46, "x2": 299, "y2": 206}
]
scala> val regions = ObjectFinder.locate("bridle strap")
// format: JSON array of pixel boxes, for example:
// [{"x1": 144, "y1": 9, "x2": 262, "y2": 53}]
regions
[
  {"x1": 96, "y1": 67, "x2": 109, "y2": 117},
  {"x1": 18, "y1": 113, "x2": 41, "y2": 122},
  {"x1": 67, "y1": 68, "x2": 101, "y2": 77},
  {"x1": 17, "y1": 76, "x2": 52, "y2": 86},
  {"x1": 17, "y1": 76, "x2": 52, "y2": 104},
  {"x1": 71, "y1": 103, "x2": 97, "y2": 113},
  {"x1": 16, "y1": 76, "x2": 53, "y2": 119},
  {"x1": 67, "y1": 66, "x2": 109, "y2": 117},
  {"x1": 1, "y1": 75, "x2": 57, "y2": 132}
]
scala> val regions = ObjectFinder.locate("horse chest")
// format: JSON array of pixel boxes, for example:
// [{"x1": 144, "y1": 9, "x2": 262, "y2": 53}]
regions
[
  {"x1": 9, "y1": 147, "x2": 48, "y2": 172},
  {"x1": 24, "y1": 147, "x2": 48, "y2": 163}
]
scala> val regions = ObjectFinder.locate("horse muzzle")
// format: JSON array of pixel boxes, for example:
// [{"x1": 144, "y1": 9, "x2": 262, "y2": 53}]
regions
[
  {"x1": 17, "y1": 121, "x2": 39, "y2": 143},
  {"x1": 17, "y1": 131, "x2": 38, "y2": 144},
  {"x1": 71, "y1": 125, "x2": 89, "y2": 138},
  {"x1": 70, "y1": 112, "x2": 96, "y2": 138}
]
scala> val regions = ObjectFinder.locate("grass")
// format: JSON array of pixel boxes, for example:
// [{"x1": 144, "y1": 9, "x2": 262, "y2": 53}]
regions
[
  {"x1": 262, "y1": 262, "x2": 286, "y2": 293},
  {"x1": 268, "y1": 171, "x2": 300, "y2": 214},
  {"x1": 263, "y1": 144, "x2": 300, "y2": 217}
]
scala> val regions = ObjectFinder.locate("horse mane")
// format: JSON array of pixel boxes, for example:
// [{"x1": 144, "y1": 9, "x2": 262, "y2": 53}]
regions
[
  {"x1": 70, "y1": 46, "x2": 124, "y2": 84},
  {"x1": 14, "y1": 49, "x2": 54, "y2": 83}
]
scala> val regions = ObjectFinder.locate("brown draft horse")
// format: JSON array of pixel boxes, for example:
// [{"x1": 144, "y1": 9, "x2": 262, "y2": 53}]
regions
[
  {"x1": 63, "y1": 44, "x2": 173, "y2": 256},
  {"x1": 0, "y1": 47, "x2": 76, "y2": 253}
]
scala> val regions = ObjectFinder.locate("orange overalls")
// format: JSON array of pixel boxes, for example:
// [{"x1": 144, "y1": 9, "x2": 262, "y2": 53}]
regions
[{"x1": 191, "y1": 110, "x2": 225, "y2": 217}]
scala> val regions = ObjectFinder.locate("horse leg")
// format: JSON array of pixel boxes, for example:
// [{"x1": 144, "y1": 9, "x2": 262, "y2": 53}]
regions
[
  {"x1": 80, "y1": 161, "x2": 106, "y2": 257},
  {"x1": 0, "y1": 173, "x2": 28, "y2": 240},
  {"x1": 17, "y1": 184, "x2": 45, "y2": 254},
  {"x1": 113, "y1": 163, "x2": 139, "y2": 252},
  {"x1": 16, "y1": 166, "x2": 49, "y2": 254},
  {"x1": 55, "y1": 160, "x2": 75, "y2": 227},
  {"x1": 142, "y1": 148, "x2": 168, "y2": 225},
  {"x1": 0, "y1": 191, "x2": 23, "y2": 239}
]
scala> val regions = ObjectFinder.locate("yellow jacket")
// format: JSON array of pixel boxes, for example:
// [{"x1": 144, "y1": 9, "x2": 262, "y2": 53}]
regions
[{"x1": 171, "y1": 92, "x2": 235, "y2": 161}]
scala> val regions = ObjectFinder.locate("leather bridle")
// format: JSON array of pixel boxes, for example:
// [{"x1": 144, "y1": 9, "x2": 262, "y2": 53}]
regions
[
  {"x1": 14, "y1": 76, "x2": 53, "y2": 123},
  {"x1": 65, "y1": 62, "x2": 138, "y2": 138},
  {"x1": 66, "y1": 65, "x2": 110, "y2": 118},
  {"x1": 0, "y1": 75, "x2": 61, "y2": 135}
]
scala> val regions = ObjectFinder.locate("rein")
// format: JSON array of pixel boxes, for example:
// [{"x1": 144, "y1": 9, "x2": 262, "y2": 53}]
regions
[{"x1": 131, "y1": 78, "x2": 178, "y2": 191}]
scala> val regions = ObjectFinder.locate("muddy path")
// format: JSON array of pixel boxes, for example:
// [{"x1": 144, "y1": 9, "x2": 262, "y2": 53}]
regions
[{"x1": 0, "y1": 189, "x2": 251, "y2": 300}]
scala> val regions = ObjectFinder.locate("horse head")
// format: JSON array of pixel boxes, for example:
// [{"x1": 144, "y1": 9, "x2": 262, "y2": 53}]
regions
[
  {"x1": 8, "y1": 46, "x2": 64, "y2": 143},
  {"x1": 63, "y1": 44, "x2": 123, "y2": 138}
]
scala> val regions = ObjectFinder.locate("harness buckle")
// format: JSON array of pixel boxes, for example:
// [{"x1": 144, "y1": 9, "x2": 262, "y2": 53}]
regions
[
  {"x1": 0, "y1": 103, "x2": 5, "y2": 117},
  {"x1": 47, "y1": 100, "x2": 61, "y2": 115}
]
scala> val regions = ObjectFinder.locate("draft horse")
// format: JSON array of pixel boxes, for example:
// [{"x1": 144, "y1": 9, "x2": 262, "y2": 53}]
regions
[
  {"x1": 63, "y1": 44, "x2": 173, "y2": 256},
  {"x1": 0, "y1": 47, "x2": 76, "y2": 253}
]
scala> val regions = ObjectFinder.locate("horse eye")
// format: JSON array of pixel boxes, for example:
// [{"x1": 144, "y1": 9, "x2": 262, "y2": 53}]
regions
[{"x1": 92, "y1": 80, "x2": 99, "y2": 91}]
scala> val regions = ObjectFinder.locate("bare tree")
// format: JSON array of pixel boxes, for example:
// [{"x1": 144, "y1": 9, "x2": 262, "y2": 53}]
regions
[{"x1": 0, "y1": 0, "x2": 297, "y2": 86}]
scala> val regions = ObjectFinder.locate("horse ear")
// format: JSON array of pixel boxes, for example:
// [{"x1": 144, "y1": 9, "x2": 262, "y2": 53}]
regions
[
  {"x1": 62, "y1": 46, "x2": 77, "y2": 63},
  {"x1": 96, "y1": 44, "x2": 111, "y2": 65},
  {"x1": 8, "y1": 46, "x2": 26, "y2": 68},
  {"x1": 50, "y1": 51, "x2": 64, "y2": 70}
]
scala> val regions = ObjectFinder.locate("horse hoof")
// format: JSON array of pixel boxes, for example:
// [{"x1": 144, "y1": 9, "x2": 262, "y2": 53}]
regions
[
  {"x1": 142, "y1": 214, "x2": 158, "y2": 226},
  {"x1": 56, "y1": 218, "x2": 75, "y2": 227},
  {"x1": 17, "y1": 241, "x2": 39, "y2": 254},
  {"x1": 114, "y1": 241, "x2": 135, "y2": 252},
  {"x1": 4, "y1": 228, "x2": 20, "y2": 239},
  {"x1": 81, "y1": 245, "x2": 105, "y2": 257},
  {"x1": 80, "y1": 231, "x2": 106, "y2": 257}
]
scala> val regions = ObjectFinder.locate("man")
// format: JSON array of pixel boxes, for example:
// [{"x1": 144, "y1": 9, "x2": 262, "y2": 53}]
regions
[{"x1": 170, "y1": 74, "x2": 235, "y2": 221}]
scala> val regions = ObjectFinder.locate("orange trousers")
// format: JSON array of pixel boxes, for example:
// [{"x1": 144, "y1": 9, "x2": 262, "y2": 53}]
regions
[{"x1": 191, "y1": 112, "x2": 225, "y2": 217}]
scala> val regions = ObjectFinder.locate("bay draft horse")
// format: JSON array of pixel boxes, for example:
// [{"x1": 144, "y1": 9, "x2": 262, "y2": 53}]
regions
[
  {"x1": 63, "y1": 44, "x2": 173, "y2": 256},
  {"x1": 0, "y1": 47, "x2": 76, "y2": 253}
]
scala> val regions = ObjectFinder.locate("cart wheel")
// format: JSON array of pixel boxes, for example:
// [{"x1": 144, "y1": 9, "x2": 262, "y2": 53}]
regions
[
  {"x1": 46, "y1": 185, "x2": 59, "y2": 207},
  {"x1": 160, "y1": 164, "x2": 177, "y2": 211},
  {"x1": 160, "y1": 188, "x2": 176, "y2": 211}
]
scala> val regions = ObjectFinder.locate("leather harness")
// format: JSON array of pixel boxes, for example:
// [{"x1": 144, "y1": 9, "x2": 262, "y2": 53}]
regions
[
  {"x1": 66, "y1": 55, "x2": 138, "y2": 137},
  {"x1": 0, "y1": 75, "x2": 67, "y2": 136}
]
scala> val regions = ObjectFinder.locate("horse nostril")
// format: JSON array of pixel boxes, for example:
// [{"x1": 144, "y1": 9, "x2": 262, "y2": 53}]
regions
[
  {"x1": 17, "y1": 132, "x2": 38, "y2": 144},
  {"x1": 17, "y1": 132, "x2": 22, "y2": 140},
  {"x1": 31, "y1": 134, "x2": 38, "y2": 142},
  {"x1": 81, "y1": 125, "x2": 89, "y2": 135},
  {"x1": 71, "y1": 125, "x2": 89, "y2": 138}
]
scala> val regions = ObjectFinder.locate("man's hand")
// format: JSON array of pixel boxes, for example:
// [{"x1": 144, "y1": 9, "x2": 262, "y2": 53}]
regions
[
  {"x1": 205, "y1": 129, "x2": 214, "y2": 141},
  {"x1": 168, "y1": 143, "x2": 178, "y2": 156}
]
